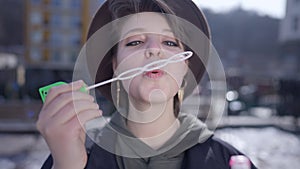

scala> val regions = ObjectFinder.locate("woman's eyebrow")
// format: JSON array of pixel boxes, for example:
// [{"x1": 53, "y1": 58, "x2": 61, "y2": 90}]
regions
[
  {"x1": 162, "y1": 29, "x2": 173, "y2": 33},
  {"x1": 121, "y1": 28, "x2": 145, "y2": 39},
  {"x1": 162, "y1": 29, "x2": 176, "y2": 37},
  {"x1": 121, "y1": 28, "x2": 175, "y2": 39}
]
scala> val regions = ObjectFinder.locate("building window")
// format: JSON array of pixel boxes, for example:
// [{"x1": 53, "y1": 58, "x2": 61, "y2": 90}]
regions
[
  {"x1": 50, "y1": 14, "x2": 61, "y2": 27},
  {"x1": 30, "y1": 48, "x2": 42, "y2": 61},
  {"x1": 71, "y1": 16, "x2": 81, "y2": 27},
  {"x1": 30, "y1": 11, "x2": 42, "y2": 24},
  {"x1": 71, "y1": 0, "x2": 81, "y2": 8},
  {"x1": 70, "y1": 33, "x2": 81, "y2": 45},
  {"x1": 31, "y1": 0, "x2": 41, "y2": 5},
  {"x1": 292, "y1": 16, "x2": 299, "y2": 32},
  {"x1": 50, "y1": 32, "x2": 62, "y2": 47},
  {"x1": 52, "y1": 50, "x2": 61, "y2": 62},
  {"x1": 31, "y1": 30, "x2": 43, "y2": 43},
  {"x1": 51, "y1": 0, "x2": 61, "y2": 6}
]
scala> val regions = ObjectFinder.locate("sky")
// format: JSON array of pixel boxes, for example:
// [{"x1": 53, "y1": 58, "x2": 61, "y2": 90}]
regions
[{"x1": 194, "y1": 0, "x2": 287, "y2": 19}]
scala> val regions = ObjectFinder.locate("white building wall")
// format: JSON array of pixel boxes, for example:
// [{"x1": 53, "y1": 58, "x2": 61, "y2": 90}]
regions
[{"x1": 279, "y1": 0, "x2": 300, "y2": 42}]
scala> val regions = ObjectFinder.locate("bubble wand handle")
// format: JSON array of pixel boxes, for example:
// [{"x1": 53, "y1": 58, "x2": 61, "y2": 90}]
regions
[{"x1": 85, "y1": 51, "x2": 193, "y2": 90}]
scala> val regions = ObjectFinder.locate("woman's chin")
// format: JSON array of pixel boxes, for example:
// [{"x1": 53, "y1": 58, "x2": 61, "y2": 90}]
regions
[{"x1": 148, "y1": 89, "x2": 167, "y2": 101}]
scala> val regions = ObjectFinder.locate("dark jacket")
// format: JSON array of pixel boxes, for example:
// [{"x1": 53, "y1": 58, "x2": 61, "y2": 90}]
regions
[{"x1": 41, "y1": 136, "x2": 257, "y2": 169}]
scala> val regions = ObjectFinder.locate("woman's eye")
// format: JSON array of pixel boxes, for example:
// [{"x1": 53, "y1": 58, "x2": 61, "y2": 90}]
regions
[
  {"x1": 163, "y1": 41, "x2": 179, "y2": 47},
  {"x1": 126, "y1": 41, "x2": 143, "y2": 46}
]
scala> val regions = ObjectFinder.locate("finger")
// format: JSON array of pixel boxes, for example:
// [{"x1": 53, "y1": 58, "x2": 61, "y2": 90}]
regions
[
  {"x1": 37, "y1": 108, "x2": 101, "y2": 140},
  {"x1": 75, "y1": 109, "x2": 103, "y2": 128},
  {"x1": 65, "y1": 109, "x2": 102, "y2": 135},
  {"x1": 44, "y1": 80, "x2": 86, "y2": 107},
  {"x1": 42, "y1": 91, "x2": 94, "y2": 118},
  {"x1": 52, "y1": 100, "x2": 100, "y2": 124}
]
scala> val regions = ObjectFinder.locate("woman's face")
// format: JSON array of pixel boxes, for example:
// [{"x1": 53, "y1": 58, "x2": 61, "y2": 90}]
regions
[{"x1": 114, "y1": 12, "x2": 188, "y2": 107}]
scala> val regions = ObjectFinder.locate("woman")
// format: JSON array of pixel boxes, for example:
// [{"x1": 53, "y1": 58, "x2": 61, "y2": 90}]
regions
[{"x1": 38, "y1": 0, "x2": 257, "y2": 169}]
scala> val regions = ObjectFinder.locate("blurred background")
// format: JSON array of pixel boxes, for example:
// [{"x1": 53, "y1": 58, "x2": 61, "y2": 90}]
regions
[{"x1": 0, "y1": 0, "x2": 299, "y2": 168}]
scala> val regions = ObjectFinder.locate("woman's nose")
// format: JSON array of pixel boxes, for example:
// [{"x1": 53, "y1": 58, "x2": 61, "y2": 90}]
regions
[{"x1": 145, "y1": 40, "x2": 162, "y2": 58}]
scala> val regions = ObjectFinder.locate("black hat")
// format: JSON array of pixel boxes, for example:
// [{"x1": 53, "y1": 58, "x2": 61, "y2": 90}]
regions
[{"x1": 86, "y1": 0, "x2": 211, "y2": 101}]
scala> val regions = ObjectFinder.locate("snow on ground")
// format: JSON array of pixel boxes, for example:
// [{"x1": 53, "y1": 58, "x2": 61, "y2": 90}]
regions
[{"x1": 215, "y1": 127, "x2": 300, "y2": 169}]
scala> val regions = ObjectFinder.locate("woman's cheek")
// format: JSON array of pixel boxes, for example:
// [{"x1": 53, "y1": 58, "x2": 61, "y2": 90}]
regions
[
  {"x1": 165, "y1": 62, "x2": 188, "y2": 87},
  {"x1": 121, "y1": 76, "x2": 140, "y2": 96}
]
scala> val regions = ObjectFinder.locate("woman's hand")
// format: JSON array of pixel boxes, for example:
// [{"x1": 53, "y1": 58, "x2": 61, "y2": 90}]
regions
[{"x1": 36, "y1": 80, "x2": 102, "y2": 169}]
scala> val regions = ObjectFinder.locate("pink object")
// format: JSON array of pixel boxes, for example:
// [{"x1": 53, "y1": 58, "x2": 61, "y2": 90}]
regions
[{"x1": 229, "y1": 155, "x2": 251, "y2": 169}]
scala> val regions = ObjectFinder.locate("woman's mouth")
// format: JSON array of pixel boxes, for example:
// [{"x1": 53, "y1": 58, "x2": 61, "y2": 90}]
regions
[{"x1": 144, "y1": 69, "x2": 164, "y2": 79}]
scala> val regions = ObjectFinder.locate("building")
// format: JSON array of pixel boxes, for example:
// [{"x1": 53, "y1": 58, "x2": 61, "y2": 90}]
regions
[
  {"x1": 278, "y1": 0, "x2": 300, "y2": 118},
  {"x1": 0, "y1": 0, "x2": 113, "y2": 122},
  {"x1": 24, "y1": 0, "x2": 101, "y2": 68},
  {"x1": 278, "y1": 0, "x2": 300, "y2": 80},
  {"x1": 21, "y1": 0, "x2": 117, "y2": 116},
  {"x1": 23, "y1": 0, "x2": 103, "y2": 97},
  {"x1": 279, "y1": 0, "x2": 300, "y2": 42}
]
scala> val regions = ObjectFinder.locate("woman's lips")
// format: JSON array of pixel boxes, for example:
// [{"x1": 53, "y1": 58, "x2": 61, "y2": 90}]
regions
[{"x1": 144, "y1": 69, "x2": 164, "y2": 79}]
